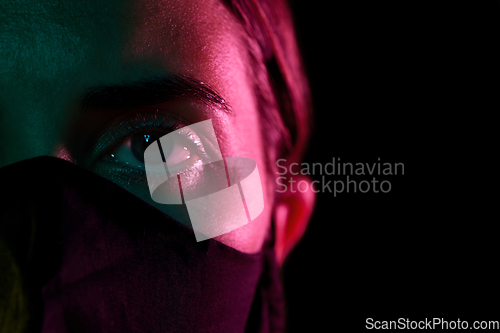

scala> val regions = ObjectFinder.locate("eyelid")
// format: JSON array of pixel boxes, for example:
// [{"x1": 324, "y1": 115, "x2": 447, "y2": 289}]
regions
[
  {"x1": 176, "y1": 125, "x2": 206, "y2": 155},
  {"x1": 88, "y1": 109, "x2": 187, "y2": 167},
  {"x1": 90, "y1": 112, "x2": 219, "y2": 189}
]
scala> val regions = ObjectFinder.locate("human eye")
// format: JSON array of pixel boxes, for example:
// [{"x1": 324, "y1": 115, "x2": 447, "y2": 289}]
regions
[{"x1": 87, "y1": 109, "x2": 206, "y2": 190}]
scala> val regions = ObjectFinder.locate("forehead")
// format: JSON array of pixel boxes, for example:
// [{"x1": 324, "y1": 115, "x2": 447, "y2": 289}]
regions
[{"x1": 0, "y1": 0, "x2": 247, "y2": 102}]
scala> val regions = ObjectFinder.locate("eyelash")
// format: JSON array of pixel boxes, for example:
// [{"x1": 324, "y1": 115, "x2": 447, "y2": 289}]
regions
[
  {"x1": 93, "y1": 110, "x2": 183, "y2": 155},
  {"x1": 88, "y1": 110, "x2": 194, "y2": 187}
]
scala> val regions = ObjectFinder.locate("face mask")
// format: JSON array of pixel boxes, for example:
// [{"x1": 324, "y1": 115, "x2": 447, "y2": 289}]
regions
[{"x1": 0, "y1": 156, "x2": 284, "y2": 332}]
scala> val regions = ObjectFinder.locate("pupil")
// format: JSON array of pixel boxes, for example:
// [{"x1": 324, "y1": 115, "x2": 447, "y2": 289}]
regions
[{"x1": 131, "y1": 131, "x2": 164, "y2": 163}]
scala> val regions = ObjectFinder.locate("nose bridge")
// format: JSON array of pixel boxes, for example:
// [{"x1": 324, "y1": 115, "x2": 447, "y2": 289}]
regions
[{"x1": 0, "y1": 99, "x2": 67, "y2": 168}]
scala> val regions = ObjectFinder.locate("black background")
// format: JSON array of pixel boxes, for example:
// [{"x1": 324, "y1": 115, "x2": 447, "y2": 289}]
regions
[
  {"x1": 279, "y1": 1, "x2": 497, "y2": 331},
  {"x1": 281, "y1": 2, "x2": 413, "y2": 330}
]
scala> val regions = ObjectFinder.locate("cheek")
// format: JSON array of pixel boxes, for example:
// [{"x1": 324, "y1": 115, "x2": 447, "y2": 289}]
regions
[
  {"x1": 213, "y1": 114, "x2": 275, "y2": 254},
  {"x1": 209, "y1": 61, "x2": 273, "y2": 253}
]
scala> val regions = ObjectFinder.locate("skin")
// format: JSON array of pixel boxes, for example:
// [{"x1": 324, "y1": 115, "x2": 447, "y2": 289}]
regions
[{"x1": 0, "y1": 0, "x2": 314, "y2": 255}]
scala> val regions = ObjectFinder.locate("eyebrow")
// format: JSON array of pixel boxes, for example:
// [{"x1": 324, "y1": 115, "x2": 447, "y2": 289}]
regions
[{"x1": 80, "y1": 75, "x2": 231, "y2": 113}]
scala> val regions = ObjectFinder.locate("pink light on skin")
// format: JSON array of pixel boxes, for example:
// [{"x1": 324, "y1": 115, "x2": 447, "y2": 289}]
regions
[
  {"x1": 119, "y1": 0, "x2": 272, "y2": 253},
  {"x1": 54, "y1": 144, "x2": 74, "y2": 163},
  {"x1": 144, "y1": 120, "x2": 266, "y2": 242}
]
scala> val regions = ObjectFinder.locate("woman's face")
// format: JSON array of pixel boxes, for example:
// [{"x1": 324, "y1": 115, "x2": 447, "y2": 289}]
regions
[{"x1": 0, "y1": 0, "x2": 273, "y2": 253}]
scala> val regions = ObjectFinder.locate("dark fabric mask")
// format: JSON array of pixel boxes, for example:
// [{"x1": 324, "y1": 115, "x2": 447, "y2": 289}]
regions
[{"x1": 0, "y1": 156, "x2": 284, "y2": 333}]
